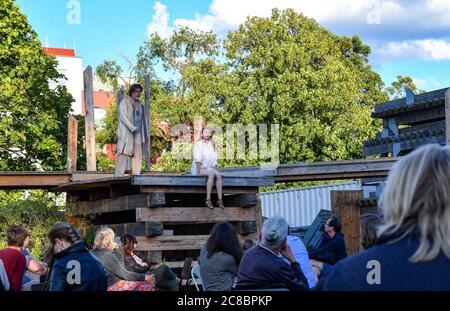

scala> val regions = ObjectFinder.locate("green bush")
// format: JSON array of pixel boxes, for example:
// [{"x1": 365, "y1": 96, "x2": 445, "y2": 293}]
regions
[{"x1": 0, "y1": 190, "x2": 65, "y2": 259}]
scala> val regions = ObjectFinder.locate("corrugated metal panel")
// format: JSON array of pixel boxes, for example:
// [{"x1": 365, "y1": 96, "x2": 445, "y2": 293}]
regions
[{"x1": 260, "y1": 182, "x2": 362, "y2": 227}]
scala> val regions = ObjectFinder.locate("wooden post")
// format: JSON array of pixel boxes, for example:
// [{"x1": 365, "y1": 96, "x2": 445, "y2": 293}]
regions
[
  {"x1": 67, "y1": 115, "x2": 78, "y2": 172},
  {"x1": 254, "y1": 194, "x2": 263, "y2": 237},
  {"x1": 331, "y1": 190, "x2": 363, "y2": 255},
  {"x1": 83, "y1": 66, "x2": 96, "y2": 171},
  {"x1": 445, "y1": 88, "x2": 450, "y2": 145},
  {"x1": 144, "y1": 76, "x2": 151, "y2": 171},
  {"x1": 116, "y1": 86, "x2": 125, "y2": 112}
]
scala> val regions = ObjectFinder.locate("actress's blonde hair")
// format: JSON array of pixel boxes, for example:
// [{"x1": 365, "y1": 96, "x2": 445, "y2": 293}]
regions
[
  {"x1": 93, "y1": 227, "x2": 117, "y2": 250},
  {"x1": 378, "y1": 144, "x2": 450, "y2": 262}
]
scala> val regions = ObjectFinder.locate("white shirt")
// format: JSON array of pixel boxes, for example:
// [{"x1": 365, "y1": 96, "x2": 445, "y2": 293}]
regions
[
  {"x1": 191, "y1": 140, "x2": 218, "y2": 175},
  {"x1": 280, "y1": 235, "x2": 317, "y2": 289}
]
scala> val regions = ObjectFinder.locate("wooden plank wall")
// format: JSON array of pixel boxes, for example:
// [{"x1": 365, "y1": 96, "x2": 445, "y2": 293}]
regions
[{"x1": 331, "y1": 190, "x2": 363, "y2": 256}]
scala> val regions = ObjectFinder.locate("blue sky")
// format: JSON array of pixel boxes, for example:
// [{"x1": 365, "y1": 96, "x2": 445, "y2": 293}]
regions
[{"x1": 15, "y1": 0, "x2": 450, "y2": 91}]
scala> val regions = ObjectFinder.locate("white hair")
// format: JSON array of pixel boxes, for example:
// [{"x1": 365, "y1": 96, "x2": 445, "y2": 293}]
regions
[
  {"x1": 379, "y1": 144, "x2": 450, "y2": 262},
  {"x1": 93, "y1": 227, "x2": 117, "y2": 250},
  {"x1": 261, "y1": 216, "x2": 288, "y2": 249}
]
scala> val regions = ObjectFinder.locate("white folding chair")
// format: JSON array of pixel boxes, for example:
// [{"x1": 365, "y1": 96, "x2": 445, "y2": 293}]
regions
[{"x1": 191, "y1": 265, "x2": 203, "y2": 291}]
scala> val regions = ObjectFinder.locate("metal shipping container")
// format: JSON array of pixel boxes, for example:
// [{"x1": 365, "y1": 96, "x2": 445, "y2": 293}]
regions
[{"x1": 259, "y1": 181, "x2": 363, "y2": 227}]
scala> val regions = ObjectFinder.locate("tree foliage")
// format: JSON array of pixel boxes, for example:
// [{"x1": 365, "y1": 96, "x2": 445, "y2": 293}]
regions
[
  {"x1": 385, "y1": 75, "x2": 426, "y2": 100},
  {"x1": 0, "y1": 190, "x2": 64, "y2": 259},
  {"x1": 183, "y1": 9, "x2": 388, "y2": 164},
  {"x1": 0, "y1": 0, "x2": 74, "y2": 170}
]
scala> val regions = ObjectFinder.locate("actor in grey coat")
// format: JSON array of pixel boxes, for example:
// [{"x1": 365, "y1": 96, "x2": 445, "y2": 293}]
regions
[{"x1": 115, "y1": 84, "x2": 148, "y2": 176}]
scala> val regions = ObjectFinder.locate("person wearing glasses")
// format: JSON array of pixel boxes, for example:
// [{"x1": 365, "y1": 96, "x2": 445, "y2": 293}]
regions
[
  {"x1": 191, "y1": 127, "x2": 224, "y2": 209},
  {"x1": 309, "y1": 216, "x2": 347, "y2": 281},
  {"x1": 115, "y1": 83, "x2": 148, "y2": 176}
]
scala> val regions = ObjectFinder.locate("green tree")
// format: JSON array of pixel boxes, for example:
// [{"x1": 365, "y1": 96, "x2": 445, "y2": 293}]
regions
[
  {"x1": 145, "y1": 26, "x2": 220, "y2": 130},
  {"x1": 0, "y1": 190, "x2": 64, "y2": 259},
  {"x1": 184, "y1": 9, "x2": 388, "y2": 165},
  {"x1": 385, "y1": 75, "x2": 426, "y2": 100},
  {"x1": 95, "y1": 45, "x2": 156, "y2": 92},
  {"x1": 0, "y1": 0, "x2": 74, "y2": 170}
]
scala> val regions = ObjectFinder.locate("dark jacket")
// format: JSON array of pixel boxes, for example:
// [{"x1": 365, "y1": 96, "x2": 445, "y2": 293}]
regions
[
  {"x1": 323, "y1": 229, "x2": 450, "y2": 291},
  {"x1": 47, "y1": 241, "x2": 107, "y2": 291},
  {"x1": 236, "y1": 244, "x2": 309, "y2": 291},
  {"x1": 91, "y1": 248, "x2": 145, "y2": 287},
  {"x1": 123, "y1": 252, "x2": 151, "y2": 274},
  {"x1": 309, "y1": 232, "x2": 347, "y2": 264}
]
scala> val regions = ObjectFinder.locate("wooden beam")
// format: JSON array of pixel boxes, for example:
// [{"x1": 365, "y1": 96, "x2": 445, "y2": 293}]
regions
[
  {"x1": 69, "y1": 193, "x2": 166, "y2": 215},
  {"x1": 331, "y1": 190, "x2": 363, "y2": 255},
  {"x1": 133, "y1": 175, "x2": 274, "y2": 187},
  {"x1": 275, "y1": 158, "x2": 397, "y2": 182},
  {"x1": 141, "y1": 186, "x2": 259, "y2": 194},
  {"x1": 254, "y1": 196, "x2": 263, "y2": 236},
  {"x1": 445, "y1": 88, "x2": 450, "y2": 145},
  {"x1": 81, "y1": 222, "x2": 164, "y2": 237},
  {"x1": 135, "y1": 207, "x2": 257, "y2": 223},
  {"x1": 71, "y1": 172, "x2": 116, "y2": 182},
  {"x1": 144, "y1": 76, "x2": 151, "y2": 171},
  {"x1": 83, "y1": 66, "x2": 96, "y2": 171},
  {"x1": 219, "y1": 157, "x2": 396, "y2": 182},
  {"x1": 135, "y1": 233, "x2": 257, "y2": 251},
  {"x1": 0, "y1": 172, "x2": 71, "y2": 189},
  {"x1": 67, "y1": 115, "x2": 78, "y2": 173},
  {"x1": 363, "y1": 134, "x2": 445, "y2": 157}
]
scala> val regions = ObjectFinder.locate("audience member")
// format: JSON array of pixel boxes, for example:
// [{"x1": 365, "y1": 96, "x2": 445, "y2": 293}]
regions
[
  {"x1": 44, "y1": 222, "x2": 107, "y2": 291},
  {"x1": 91, "y1": 228, "x2": 156, "y2": 291},
  {"x1": 323, "y1": 144, "x2": 450, "y2": 290},
  {"x1": 198, "y1": 222, "x2": 243, "y2": 291},
  {"x1": 236, "y1": 216, "x2": 309, "y2": 291}
]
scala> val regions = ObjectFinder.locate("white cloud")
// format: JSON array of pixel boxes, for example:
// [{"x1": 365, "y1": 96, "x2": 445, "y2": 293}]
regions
[
  {"x1": 146, "y1": 1, "x2": 173, "y2": 38},
  {"x1": 146, "y1": 0, "x2": 450, "y2": 62},
  {"x1": 376, "y1": 39, "x2": 450, "y2": 61},
  {"x1": 149, "y1": 0, "x2": 450, "y2": 37},
  {"x1": 412, "y1": 77, "x2": 443, "y2": 90}
]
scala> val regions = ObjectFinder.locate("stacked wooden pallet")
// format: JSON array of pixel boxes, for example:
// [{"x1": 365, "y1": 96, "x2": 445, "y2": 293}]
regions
[{"x1": 61, "y1": 174, "x2": 273, "y2": 270}]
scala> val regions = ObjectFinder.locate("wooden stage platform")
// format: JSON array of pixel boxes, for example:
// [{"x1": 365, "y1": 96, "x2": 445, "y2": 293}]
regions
[{"x1": 0, "y1": 157, "x2": 397, "y2": 190}]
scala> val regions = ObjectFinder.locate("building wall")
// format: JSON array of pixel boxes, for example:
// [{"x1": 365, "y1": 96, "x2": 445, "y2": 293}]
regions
[
  {"x1": 260, "y1": 182, "x2": 366, "y2": 227},
  {"x1": 50, "y1": 55, "x2": 84, "y2": 115}
]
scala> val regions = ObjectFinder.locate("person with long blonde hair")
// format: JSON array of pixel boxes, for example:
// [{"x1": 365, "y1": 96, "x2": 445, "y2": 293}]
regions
[{"x1": 323, "y1": 144, "x2": 450, "y2": 290}]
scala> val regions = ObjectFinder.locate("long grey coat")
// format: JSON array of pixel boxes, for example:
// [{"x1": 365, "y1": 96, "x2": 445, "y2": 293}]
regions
[{"x1": 116, "y1": 97, "x2": 148, "y2": 156}]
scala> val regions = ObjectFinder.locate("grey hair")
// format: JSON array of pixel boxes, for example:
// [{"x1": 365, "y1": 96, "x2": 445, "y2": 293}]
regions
[
  {"x1": 93, "y1": 227, "x2": 117, "y2": 250},
  {"x1": 378, "y1": 144, "x2": 450, "y2": 262},
  {"x1": 261, "y1": 216, "x2": 288, "y2": 248}
]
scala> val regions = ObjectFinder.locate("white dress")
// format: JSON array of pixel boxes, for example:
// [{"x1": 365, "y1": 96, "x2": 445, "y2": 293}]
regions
[{"x1": 191, "y1": 140, "x2": 218, "y2": 175}]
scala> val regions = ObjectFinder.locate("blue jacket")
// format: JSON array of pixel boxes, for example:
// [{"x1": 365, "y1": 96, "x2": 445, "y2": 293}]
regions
[
  {"x1": 236, "y1": 244, "x2": 309, "y2": 291},
  {"x1": 309, "y1": 232, "x2": 347, "y2": 264},
  {"x1": 323, "y1": 229, "x2": 450, "y2": 291},
  {"x1": 48, "y1": 241, "x2": 107, "y2": 291}
]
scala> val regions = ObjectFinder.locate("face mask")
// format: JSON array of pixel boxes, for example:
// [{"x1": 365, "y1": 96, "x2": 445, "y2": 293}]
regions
[{"x1": 53, "y1": 240, "x2": 63, "y2": 254}]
